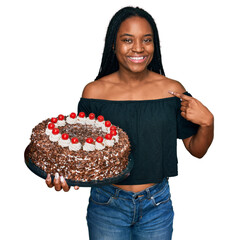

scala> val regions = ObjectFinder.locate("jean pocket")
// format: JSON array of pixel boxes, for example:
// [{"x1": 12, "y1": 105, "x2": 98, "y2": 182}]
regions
[
  {"x1": 90, "y1": 187, "x2": 113, "y2": 205},
  {"x1": 151, "y1": 183, "x2": 171, "y2": 207}
]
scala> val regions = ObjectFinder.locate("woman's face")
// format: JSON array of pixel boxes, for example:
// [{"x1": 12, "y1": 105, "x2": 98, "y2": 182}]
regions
[{"x1": 115, "y1": 16, "x2": 154, "y2": 73}]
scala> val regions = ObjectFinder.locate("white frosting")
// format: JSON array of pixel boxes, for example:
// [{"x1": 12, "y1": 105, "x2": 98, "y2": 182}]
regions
[
  {"x1": 45, "y1": 113, "x2": 121, "y2": 152},
  {"x1": 49, "y1": 133, "x2": 61, "y2": 142},
  {"x1": 101, "y1": 125, "x2": 110, "y2": 133},
  {"x1": 83, "y1": 142, "x2": 96, "y2": 151},
  {"x1": 95, "y1": 141, "x2": 105, "y2": 150},
  {"x1": 95, "y1": 121, "x2": 105, "y2": 128},
  {"x1": 57, "y1": 120, "x2": 66, "y2": 127},
  {"x1": 112, "y1": 135, "x2": 119, "y2": 143},
  {"x1": 69, "y1": 142, "x2": 82, "y2": 151},
  {"x1": 104, "y1": 139, "x2": 114, "y2": 147},
  {"x1": 85, "y1": 117, "x2": 95, "y2": 126},
  {"x1": 45, "y1": 128, "x2": 52, "y2": 135},
  {"x1": 76, "y1": 116, "x2": 86, "y2": 125},
  {"x1": 58, "y1": 138, "x2": 70, "y2": 147},
  {"x1": 47, "y1": 121, "x2": 58, "y2": 127},
  {"x1": 66, "y1": 116, "x2": 77, "y2": 124}
]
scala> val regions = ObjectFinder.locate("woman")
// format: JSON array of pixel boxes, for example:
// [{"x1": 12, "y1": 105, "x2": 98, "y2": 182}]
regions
[{"x1": 46, "y1": 6, "x2": 214, "y2": 239}]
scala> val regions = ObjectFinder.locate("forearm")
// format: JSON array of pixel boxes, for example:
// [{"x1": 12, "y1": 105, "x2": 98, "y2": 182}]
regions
[{"x1": 189, "y1": 116, "x2": 214, "y2": 158}]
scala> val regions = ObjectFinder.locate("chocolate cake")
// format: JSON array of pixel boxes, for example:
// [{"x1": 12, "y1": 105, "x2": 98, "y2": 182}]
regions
[{"x1": 28, "y1": 112, "x2": 131, "y2": 184}]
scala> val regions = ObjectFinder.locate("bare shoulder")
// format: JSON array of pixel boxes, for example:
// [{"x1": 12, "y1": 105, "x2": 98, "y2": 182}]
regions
[
  {"x1": 149, "y1": 72, "x2": 186, "y2": 97},
  {"x1": 82, "y1": 81, "x2": 102, "y2": 98},
  {"x1": 82, "y1": 74, "x2": 116, "y2": 98},
  {"x1": 162, "y1": 76, "x2": 186, "y2": 94}
]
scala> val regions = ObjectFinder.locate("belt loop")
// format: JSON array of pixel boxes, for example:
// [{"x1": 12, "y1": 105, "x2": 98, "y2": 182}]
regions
[
  {"x1": 146, "y1": 188, "x2": 151, "y2": 199},
  {"x1": 114, "y1": 188, "x2": 120, "y2": 199}
]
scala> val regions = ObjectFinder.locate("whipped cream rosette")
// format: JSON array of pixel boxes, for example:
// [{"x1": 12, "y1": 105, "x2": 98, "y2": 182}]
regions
[
  {"x1": 77, "y1": 112, "x2": 86, "y2": 125},
  {"x1": 95, "y1": 136, "x2": 105, "y2": 150},
  {"x1": 69, "y1": 137, "x2": 82, "y2": 151},
  {"x1": 49, "y1": 128, "x2": 61, "y2": 142},
  {"x1": 58, "y1": 133, "x2": 70, "y2": 147},
  {"x1": 104, "y1": 134, "x2": 114, "y2": 147},
  {"x1": 45, "y1": 122, "x2": 55, "y2": 135},
  {"x1": 57, "y1": 114, "x2": 66, "y2": 126},
  {"x1": 85, "y1": 113, "x2": 96, "y2": 125},
  {"x1": 66, "y1": 112, "x2": 77, "y2": 124},
  {"x1": 83, "y1": 138, "x2": 96, "y2": 151}
]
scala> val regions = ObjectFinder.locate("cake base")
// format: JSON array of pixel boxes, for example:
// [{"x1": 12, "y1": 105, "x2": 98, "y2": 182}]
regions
[{"x1": 25, "y1": 155, "x2": 134, "y2": 187}]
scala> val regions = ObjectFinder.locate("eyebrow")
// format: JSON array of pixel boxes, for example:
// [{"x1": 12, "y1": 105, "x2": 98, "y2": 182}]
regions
[{"x1": 120, "y1": 33, "x2": 153, "y2": 37}]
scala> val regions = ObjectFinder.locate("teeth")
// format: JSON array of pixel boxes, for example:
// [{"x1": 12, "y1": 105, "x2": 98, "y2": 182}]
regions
[{"x1": 129, "y1": 57, "x2": 144, "y2": 60}]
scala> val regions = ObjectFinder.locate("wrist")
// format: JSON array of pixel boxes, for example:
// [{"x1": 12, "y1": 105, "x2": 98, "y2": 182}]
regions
[{"x1": 200, "y1": 113, "x2": 214, "y2": 127}]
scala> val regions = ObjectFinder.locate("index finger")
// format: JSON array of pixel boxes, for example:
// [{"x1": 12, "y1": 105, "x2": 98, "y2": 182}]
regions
[{"x1": 168, "y1": 91, "x2": 191, "y2": 101}]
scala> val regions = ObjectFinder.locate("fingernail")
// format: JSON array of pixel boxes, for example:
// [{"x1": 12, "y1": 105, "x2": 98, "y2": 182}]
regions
[
  {"x1": 168, "y1": 91, "x2": 174, "y2": 95},
  {"x1": 60, "y1": 176, "x2": 64, "y2": 183},
  {"x1": 55, "y1": 173, "x2": 59, "y2": 179}
]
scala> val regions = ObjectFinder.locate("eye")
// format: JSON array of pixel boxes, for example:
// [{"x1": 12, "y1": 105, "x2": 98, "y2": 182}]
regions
[
  {"x1": 143, "y1": 38, "x2": 153, "y2": 43},
  {"x1": 122, "y1": 38, "x2": 133, "y2": 43}
]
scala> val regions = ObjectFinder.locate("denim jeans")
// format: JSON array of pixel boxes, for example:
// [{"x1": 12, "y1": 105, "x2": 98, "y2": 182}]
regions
[{"x1": 86, "y1": 178, "x2": 174, "y2": 240}]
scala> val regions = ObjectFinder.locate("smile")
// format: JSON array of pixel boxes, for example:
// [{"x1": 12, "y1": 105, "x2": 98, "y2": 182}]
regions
[{"x1": 127, "y1": 56, "x2": 147, "y2": 63}]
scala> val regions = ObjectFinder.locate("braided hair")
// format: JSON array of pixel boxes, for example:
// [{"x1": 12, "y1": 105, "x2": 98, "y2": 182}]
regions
[{"x1": 95, "y1": 6, "x2": 165, "y2": 80}]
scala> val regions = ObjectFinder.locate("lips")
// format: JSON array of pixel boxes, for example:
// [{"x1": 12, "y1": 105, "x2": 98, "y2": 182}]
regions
[{"x1": 127, "y1": 56, "x2": 147, "y2": 63}]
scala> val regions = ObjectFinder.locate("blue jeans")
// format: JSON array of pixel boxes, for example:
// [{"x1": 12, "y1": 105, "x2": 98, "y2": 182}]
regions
[{"x1": 86, "y1": 178, "x2": 174, "y2": 240}]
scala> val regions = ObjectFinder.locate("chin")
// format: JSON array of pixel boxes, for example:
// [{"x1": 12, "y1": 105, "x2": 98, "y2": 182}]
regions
[{"x1": 128, "y1": 65, "x2": 148, "y2": 73}]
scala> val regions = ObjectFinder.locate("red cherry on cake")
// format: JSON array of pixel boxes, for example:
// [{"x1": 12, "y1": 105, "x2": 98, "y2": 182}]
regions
[
  {"x1": 105, "y1": 134, "x2": 113, "y2": 140},
  {"x1": 71, "y1": 137, "x2": 79, "y2": 144},
  {"x1": 110, "y1": 130, "x2": 117, "y2": 136},
  {"x1": 48, "y1": 123, "x2": 55, "y2": 130},
  {"x1": 62, "y1": 133, "x2": 69, "y2": 140},
  {"x1": 79, "y1": 112, "x2": 85, "y2": 118},
  {"x1": 89, "y1": 113, "x2": 95, "y2": 120},
  {"x1": 96, "y1": 136, "x2": 103, "y2": 143},
  {"x1": 110, "y1": 125, "x2": 117, "y2": 131},
  {"x1": 70, "y1": 112, "x2": 76, "y2": 119},
  {"x1": 58, "y1": 114, "x2": 64, "y2": 120},
  {"x1": 51, "y1": 117, "x2": 58, "y2": 123},
  {"x1": 105, "y1": 120, "x2": 111, "y2": 127},
  {"x1": 97, "y1": 115, "x2": 104, "y2": 122},
  {"x1": 86, "y1": 137, "x2": 94, "y2": 144},
  {"x1": 52, "y1": 128, "x2": 59, "y2": 135}
]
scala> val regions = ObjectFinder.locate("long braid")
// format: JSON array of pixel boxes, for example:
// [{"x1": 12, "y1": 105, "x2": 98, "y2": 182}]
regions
[{"x1": 95, "y1": 6, "x2": 165, "y2": 80}]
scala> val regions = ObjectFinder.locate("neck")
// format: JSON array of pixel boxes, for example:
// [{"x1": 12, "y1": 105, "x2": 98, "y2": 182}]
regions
[{"x1": 117, "y1": 68, "x2": 150, "y2": 85}]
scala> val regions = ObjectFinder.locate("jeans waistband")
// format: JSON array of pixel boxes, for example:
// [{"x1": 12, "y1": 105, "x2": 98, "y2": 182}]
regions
[{"x1": 93, "y1": 178, "x2": 168, "y2": 200}]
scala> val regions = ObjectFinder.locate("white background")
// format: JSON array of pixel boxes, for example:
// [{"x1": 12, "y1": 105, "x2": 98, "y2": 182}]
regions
[{"x1": 1, "y1": 0, "x2": 239, "y2": 239}]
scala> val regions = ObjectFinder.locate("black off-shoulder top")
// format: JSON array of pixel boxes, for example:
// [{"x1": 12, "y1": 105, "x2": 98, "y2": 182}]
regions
[{"x1": 77, "y1": 92, "x2": 199, "y2": 185}]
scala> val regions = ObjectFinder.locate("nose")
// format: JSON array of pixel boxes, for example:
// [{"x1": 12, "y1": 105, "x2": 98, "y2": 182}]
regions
[{"x1": 132, "y1": 40, "x2": 144, "y2": 52}]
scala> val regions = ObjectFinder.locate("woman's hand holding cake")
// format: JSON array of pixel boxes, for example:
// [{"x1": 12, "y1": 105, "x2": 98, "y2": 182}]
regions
[{"x1": 45, "y1": 173, "x2": 79, "y2": 191}]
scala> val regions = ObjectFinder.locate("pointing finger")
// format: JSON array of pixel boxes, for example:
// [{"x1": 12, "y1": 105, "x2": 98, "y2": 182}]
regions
[{"x1": 168, "y1": 91, "x2": 191, "y2": 101}]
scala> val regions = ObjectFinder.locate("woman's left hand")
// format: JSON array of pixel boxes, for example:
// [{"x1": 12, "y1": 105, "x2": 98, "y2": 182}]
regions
[{"x1": 169, "y1": 91, "x2": 214, "y2": 127}]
